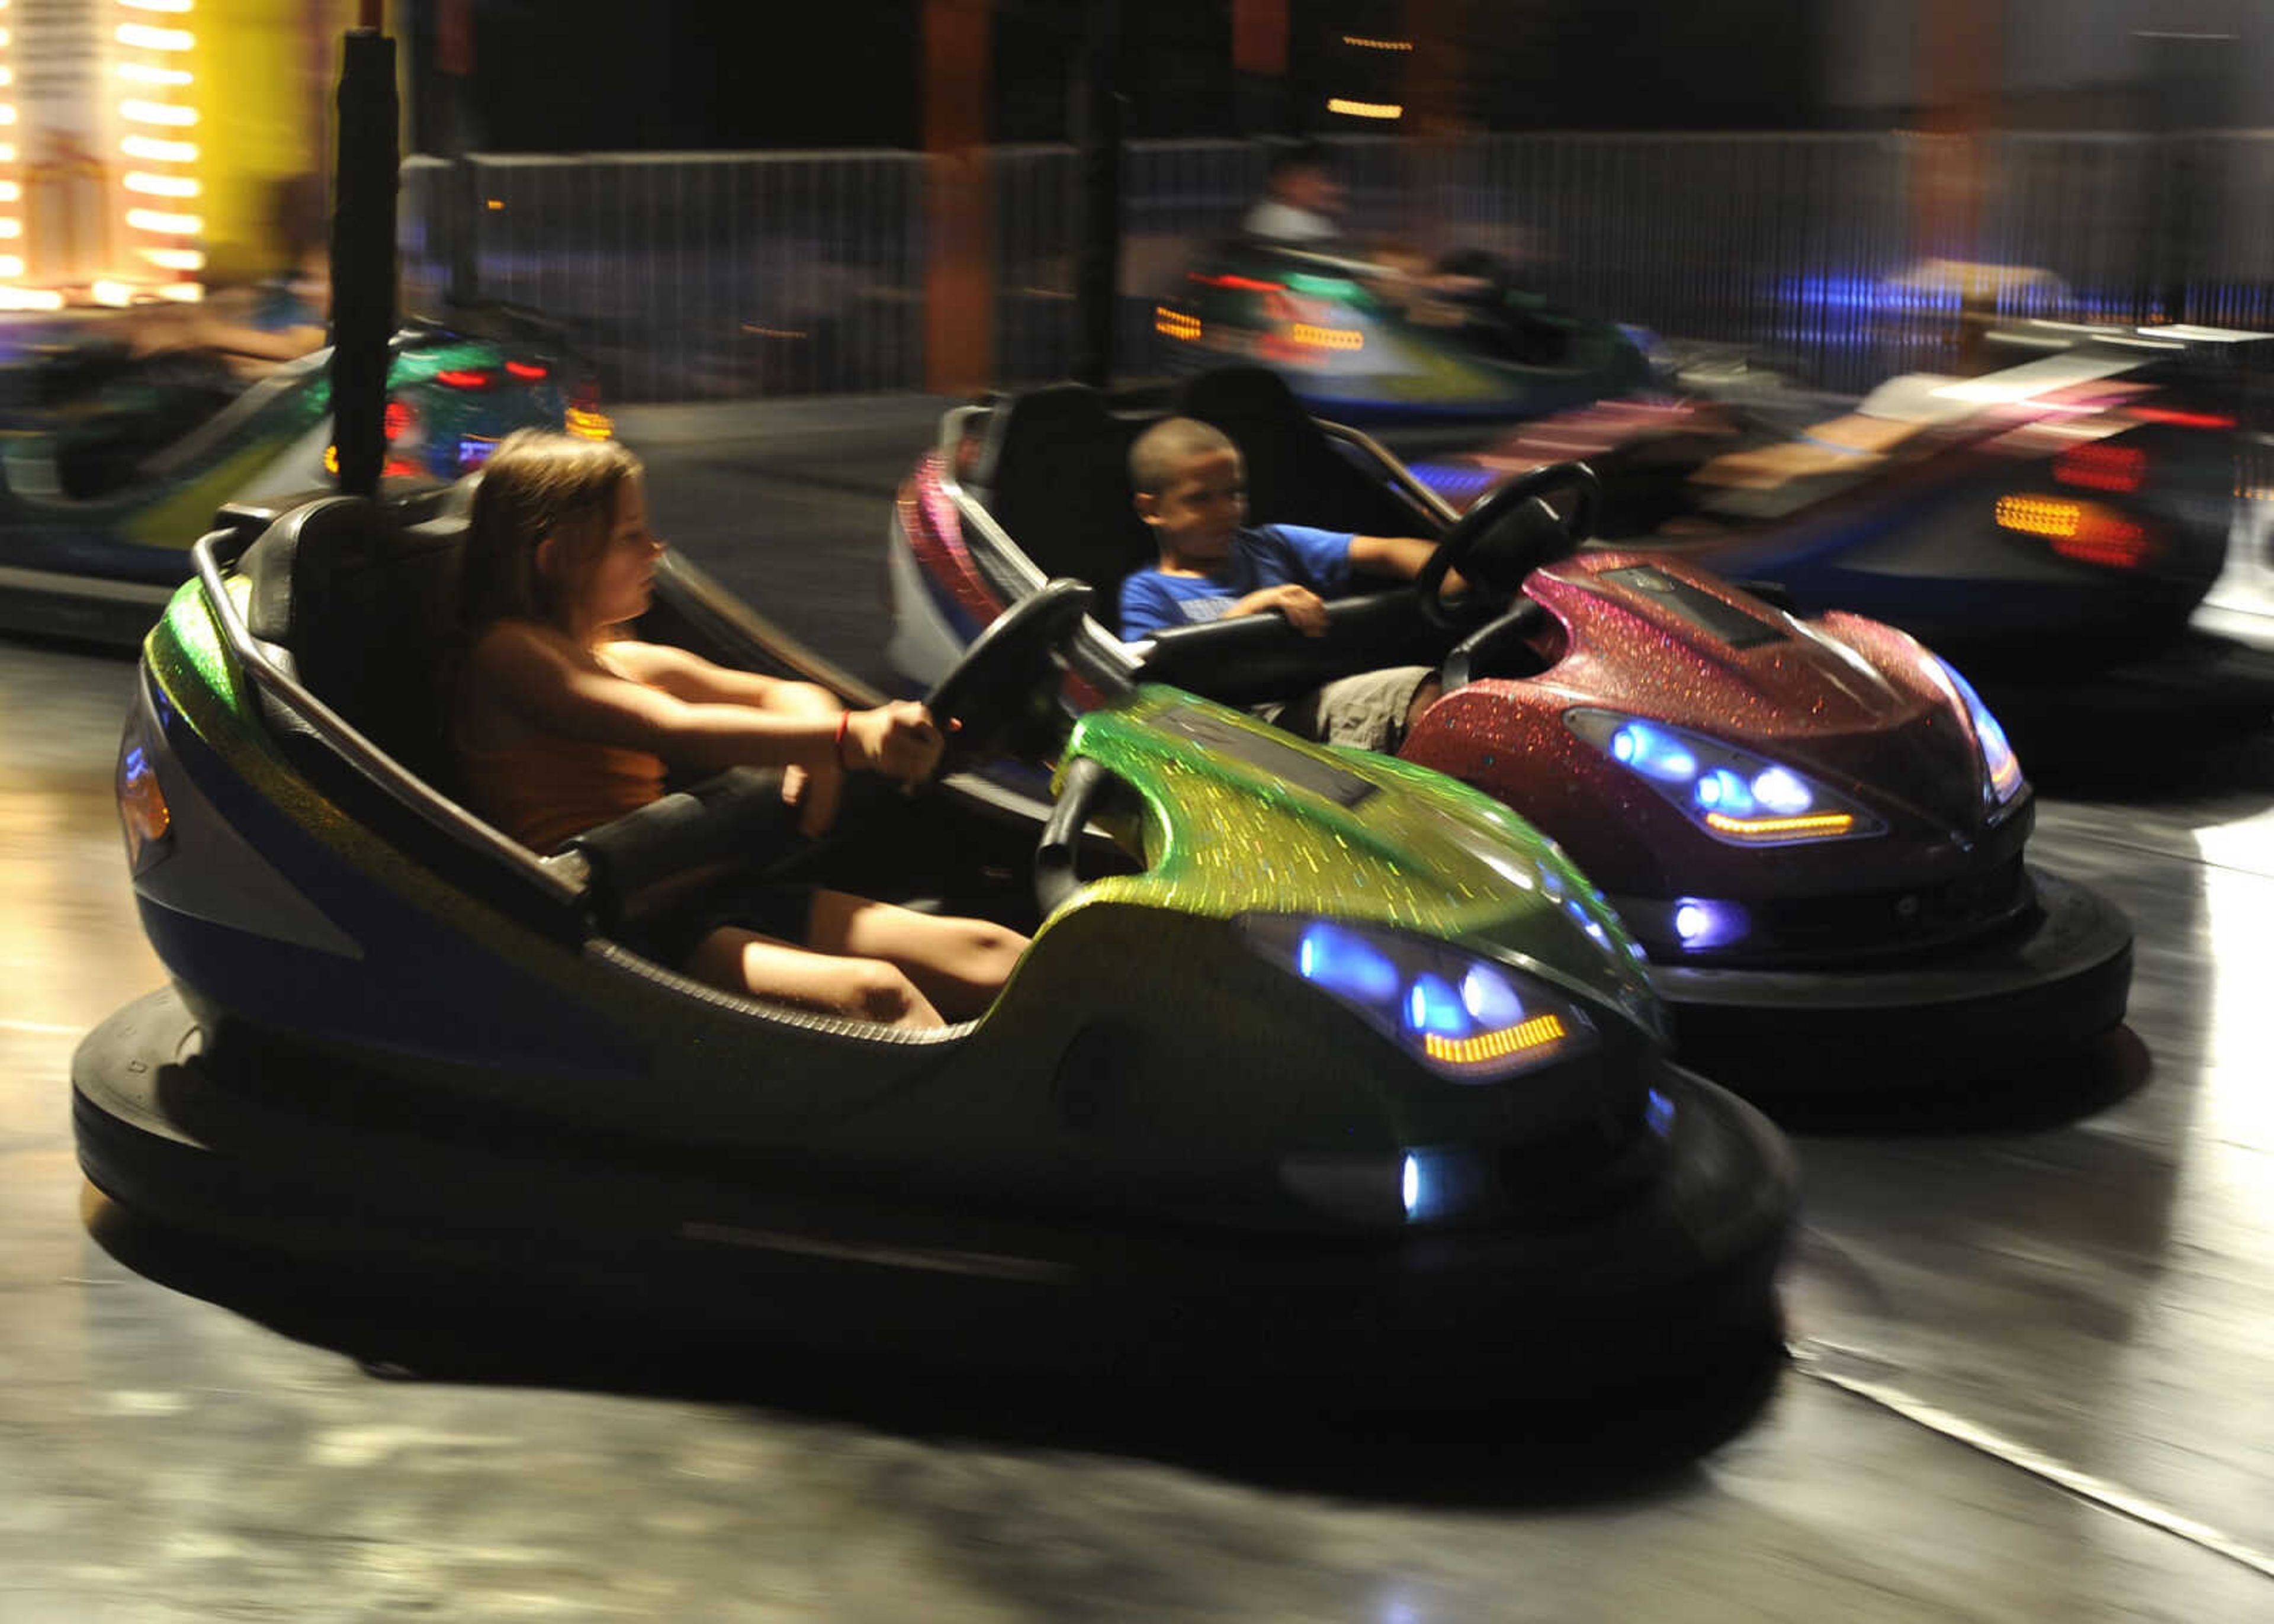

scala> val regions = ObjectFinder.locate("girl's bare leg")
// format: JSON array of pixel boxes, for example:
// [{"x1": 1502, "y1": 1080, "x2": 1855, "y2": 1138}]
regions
[
  {"x1": 684, "y1": 926, "x2": 945, "y2": 1030},
  {"x1": 805, "y1": 890, "x2": 1029, "y2": 1022}
]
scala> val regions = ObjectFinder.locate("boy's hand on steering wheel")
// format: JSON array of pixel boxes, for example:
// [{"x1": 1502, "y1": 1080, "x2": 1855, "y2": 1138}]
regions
[
  {"x1": 846, "y1": 701, "x2": 946, "y2": 785},
  {"x1": 1236, "y1": 583, "x2": 1330, "y2": 636}
]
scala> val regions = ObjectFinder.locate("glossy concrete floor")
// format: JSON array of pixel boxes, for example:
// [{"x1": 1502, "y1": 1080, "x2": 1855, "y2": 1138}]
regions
[{"x1": 7, "y1": 426, "x2": 2274, "y2": 1619}]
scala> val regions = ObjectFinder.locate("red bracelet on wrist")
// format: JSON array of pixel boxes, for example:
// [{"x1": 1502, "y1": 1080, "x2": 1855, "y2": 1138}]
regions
[{"x1": 833, "y1": 710, "x2": 853, "y2": 768}]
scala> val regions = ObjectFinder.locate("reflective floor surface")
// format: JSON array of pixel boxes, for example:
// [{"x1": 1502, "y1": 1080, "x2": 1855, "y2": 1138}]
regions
[{"x1": 4, "y1": 413, "x2": 2273, "y2": 1620}]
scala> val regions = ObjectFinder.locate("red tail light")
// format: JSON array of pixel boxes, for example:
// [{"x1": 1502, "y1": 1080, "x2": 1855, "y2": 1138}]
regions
[
  {"x1": 1996, "y1": 494, "x2": 2158, "y2": 570},
  {"x1": 383, "y1": 400, "x2": 415, "y2": 441},
  {"x1": 2054, "y1": 441, "x2": 2145, "y2": 493},
  {"x1": 1189, "y1": 272, "x2": 1286, "y2": 293},
  {"x1": 435, "y1": 368, "x2": 494, "y2": 390},
  {"x1": 2127, "y1": 406, "x2": 2235, "y2": 430},
  {"x1": 505, "y1": 360, "x2": 549, "y2": 381}
]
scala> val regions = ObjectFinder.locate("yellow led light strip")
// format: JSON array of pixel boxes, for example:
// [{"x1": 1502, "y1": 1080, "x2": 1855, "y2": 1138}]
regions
[
  {"x1": 1326, "y1": 98, "x2": 1403, "y2": 120},
  {"x1": 1703, "y1": 810, "x2": 1857, "y2": 840},
  {"x1": 1994, "y1": 495, "x2": 2083, "y2": 539},
  {"x1": 123, "y1": 133, "x2": 197, "y2": 163},
  {"x1": 1289, "y1": 323, "x2": 1364, "y2": 352},
  {"x1": 115, "y1": 22, "x2": 192, "y2": 52},
  {"x1": 1155, "y1": 306, "x2": 1200, "y2": 342},
  {"x1": 1423, "y1": 1014, "x2": 1568, "y2": 1068},
  {"x1": 124, "y1": 170, "x2": 198, "y2": 197},
  {"x1": 126, "y1": 207, "x2": 200, "y2": 235},
  {"x1": 120, "y1": 97, "x2": 197, "y2": 127}
]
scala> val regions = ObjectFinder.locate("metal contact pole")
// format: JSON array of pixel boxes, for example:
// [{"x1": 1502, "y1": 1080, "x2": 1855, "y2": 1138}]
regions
[{"x1": 330, "y1": 13, "x2": 399, "y2": 497}]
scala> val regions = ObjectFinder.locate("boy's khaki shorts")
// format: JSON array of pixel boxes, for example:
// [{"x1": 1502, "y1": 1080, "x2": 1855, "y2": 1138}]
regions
[{"x1": 1257, "y1": 665, "x2": 1437, "y2": 754}]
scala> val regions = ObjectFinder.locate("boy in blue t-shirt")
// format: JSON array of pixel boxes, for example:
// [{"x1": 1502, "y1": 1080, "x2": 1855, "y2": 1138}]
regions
[{"x1": 1117, "y1": 416, "x2": 1454, "y2": 752}]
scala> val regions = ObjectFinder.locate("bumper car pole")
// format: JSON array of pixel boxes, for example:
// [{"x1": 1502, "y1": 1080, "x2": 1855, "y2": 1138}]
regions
[{"x1": 328, "y1": 6, "x2": 398, "y2": 499}]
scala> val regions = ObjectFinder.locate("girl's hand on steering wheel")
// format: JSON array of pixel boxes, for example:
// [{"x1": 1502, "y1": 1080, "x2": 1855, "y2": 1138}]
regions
[{"x1": 846, "y1": 701, "x2": 946, "y2": 785}]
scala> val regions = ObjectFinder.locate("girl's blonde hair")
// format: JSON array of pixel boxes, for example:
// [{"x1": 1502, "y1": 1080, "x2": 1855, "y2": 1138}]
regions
[{"x1": 459, "y1": 429, "x2": 645, "y2": 635}]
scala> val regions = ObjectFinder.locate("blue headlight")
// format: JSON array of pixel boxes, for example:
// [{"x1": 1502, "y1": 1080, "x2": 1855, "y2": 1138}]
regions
[
  {"x1": 1297, "y1": 922, "x2": 1401, "y2": 1005},
  {"x1": 1610, "y1": 720, "x2": 1698, "y2": 783},
  {"x1": 1242, "y1": 915, "x2": 1603, "y2": 1083},
  {"x1": 1694, "y1": 768, "x2": 1754, "y2": 816},
  {"x1": 1932, "y1": 657, "x2": 2024, "y2": 806},
  {"x1": 1459, "y1": 963, "x2": 1527, "y2": 1027},
  {"x1": 1751, "y1": 767, "x2": 1814, "y2": 815},
  {"x1": 1568, "y1": 709, "x2": 1883, "y2": 847},
  {"x1": 1671, "y1": 898, "x2": 1748, "y2": 950},
  {"x1": 1405, "y1": 973, "x2": 1472, "y2": 1038}
]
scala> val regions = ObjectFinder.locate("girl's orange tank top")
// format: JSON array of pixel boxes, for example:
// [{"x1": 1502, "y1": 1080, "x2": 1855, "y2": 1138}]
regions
[{"x1": 457, "y1": 729, "x2": 668, "y2": 854}]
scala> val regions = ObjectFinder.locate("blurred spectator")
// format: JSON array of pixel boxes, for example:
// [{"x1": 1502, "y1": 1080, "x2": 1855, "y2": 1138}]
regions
[
  {"x1": 1242, "y1": 141, "x2": 1345, "y2": 246},
  {"x1": 182, "y1": 173, "x2": 333, "y2": 374},
  {"x1": 127, "y1": 173, "x2": 331, "y2": 377}
]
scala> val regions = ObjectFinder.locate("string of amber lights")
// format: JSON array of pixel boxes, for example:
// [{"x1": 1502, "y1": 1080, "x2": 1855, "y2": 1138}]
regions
[
  {"x1": 105, "y1": 0, "x2": 203, "y2": 305},
  {"x1": 0, "y1": 0, "x2": 56, "y2": 308}
]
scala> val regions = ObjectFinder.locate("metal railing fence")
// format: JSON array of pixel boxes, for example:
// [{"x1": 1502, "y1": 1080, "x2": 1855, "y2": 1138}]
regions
[
  {"x1": 400, "y1": 133, "x2": 2274, "y2": 404},
  {"x1": 404, "y1": 151, "x2": 926, "y2": 403}
]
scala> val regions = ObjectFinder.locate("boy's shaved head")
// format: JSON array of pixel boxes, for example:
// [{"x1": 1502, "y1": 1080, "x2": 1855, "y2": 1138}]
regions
[{"x1": 1129, "y1": 416, "x2": 1239, "y2": 497}]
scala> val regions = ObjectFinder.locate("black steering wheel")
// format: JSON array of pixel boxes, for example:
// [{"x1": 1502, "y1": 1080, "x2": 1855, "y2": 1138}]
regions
[
  {"x1": 1414, "y1": 461, "x2": 1602, "y2": 629},
  {"x1": 923, "y1": 578, "x2": 1095, "y2": 761}
]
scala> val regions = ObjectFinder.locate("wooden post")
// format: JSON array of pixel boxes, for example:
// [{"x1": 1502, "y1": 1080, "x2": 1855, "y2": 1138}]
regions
[
  {"x1": 1232, "y1": 0, "x2": 1289, "y2": 136},
  {"x1": 1914, "y1": 0, "x2": 2000, "y2": 361},
  {"x1": 1401, "y1": 0, "x2": 1471, "y2": 248},
  {"x1": 923, "y1": 0, "x2": 992, "y2": 397}
]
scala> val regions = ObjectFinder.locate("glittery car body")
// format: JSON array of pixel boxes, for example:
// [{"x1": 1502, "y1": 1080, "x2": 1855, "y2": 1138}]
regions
[
  {"x1": 885, "y1": 372, "x2": 2135, "y2": 1089},
  {"x1": 72, "y1": 490, "x2": 1794, "y2": 1387}
]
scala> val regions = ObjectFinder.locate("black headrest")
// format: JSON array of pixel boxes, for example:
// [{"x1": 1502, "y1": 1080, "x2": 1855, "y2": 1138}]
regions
[
  {"x1": 983, "y1": 384, "x2": 1160, "y2": 636},
  {"x1": 214, "y1": 491, "x2": 325, "y2": 550},
  {"x1": 1176, "y1": 366, "x2": 1437, "y2": 539},
  {"x1": 240, "y1": 496, "x2": 471, "y2": 793}
]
